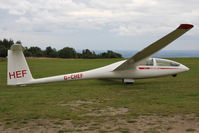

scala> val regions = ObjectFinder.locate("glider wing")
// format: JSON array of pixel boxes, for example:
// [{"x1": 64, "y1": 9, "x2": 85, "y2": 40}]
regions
[{"x1": 114, "y1": 24, "x2": 193, "y2": 71}]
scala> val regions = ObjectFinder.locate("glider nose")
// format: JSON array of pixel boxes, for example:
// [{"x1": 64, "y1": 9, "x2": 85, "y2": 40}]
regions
[{"x1": 182, "y1": 65, "x2": 190, "y2": 71}]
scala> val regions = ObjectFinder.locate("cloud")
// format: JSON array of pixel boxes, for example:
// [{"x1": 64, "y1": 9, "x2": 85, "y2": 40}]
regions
[{"x1": 0, "y1": 0, "x2": 198, "y2": 50}]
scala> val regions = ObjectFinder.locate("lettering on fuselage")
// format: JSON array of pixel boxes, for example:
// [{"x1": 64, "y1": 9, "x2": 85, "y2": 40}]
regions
[
  {"x1": 64, "y1": 73, "x2": 83, "y2": 80},
  {"x1": 9, "y1": 70, "x2": 27, "y2": 79}
]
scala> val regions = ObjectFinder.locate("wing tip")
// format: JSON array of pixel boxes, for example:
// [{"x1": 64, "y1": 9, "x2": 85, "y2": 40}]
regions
[{"x1": 177, "y1": 24, "x2": 194, "y2": 29}]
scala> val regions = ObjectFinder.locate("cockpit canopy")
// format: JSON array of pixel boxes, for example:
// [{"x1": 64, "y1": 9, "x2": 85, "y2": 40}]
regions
[
  {"x1": 156, "y1": 58, "x2": 180, "y2": 66},
  {"x1": 139, "y1": 58, "x2": 180, "y2": 67},
  {"x1": 139, "y1": 59, "x2": 154, "y2": 66}
]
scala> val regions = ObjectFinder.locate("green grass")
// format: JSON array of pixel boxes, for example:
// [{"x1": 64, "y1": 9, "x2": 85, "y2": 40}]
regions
[{"x1": 0, "y1": 58, "x2": 199, "y2": 122}]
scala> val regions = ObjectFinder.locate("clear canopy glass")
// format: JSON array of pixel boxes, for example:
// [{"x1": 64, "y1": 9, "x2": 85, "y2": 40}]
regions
[{"x1": 139, "y1": 58, "x2": 180, "y2": 67}]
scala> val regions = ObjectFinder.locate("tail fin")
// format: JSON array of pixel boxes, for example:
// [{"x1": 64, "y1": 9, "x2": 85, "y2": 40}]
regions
[{"x1": 7, "y1": 44, "x2": 33, "y2": 85}]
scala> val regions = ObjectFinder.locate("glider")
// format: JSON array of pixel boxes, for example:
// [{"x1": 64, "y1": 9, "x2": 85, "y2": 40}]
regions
[{"x1": 7, "y1": 24, "x2": 193, "y2": 85}]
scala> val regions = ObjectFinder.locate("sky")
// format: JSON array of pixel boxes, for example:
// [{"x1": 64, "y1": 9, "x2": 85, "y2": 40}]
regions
[{"x1": 0, "y1": 0, "x2": 198, "y2": 51}]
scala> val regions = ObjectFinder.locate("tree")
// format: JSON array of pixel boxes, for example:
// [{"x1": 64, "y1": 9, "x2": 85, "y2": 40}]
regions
[
  {"x1": 2, "y1": 39, "x2": 14, "y2": 49},
  {"x1": 16, "y1": 40, "x2": 22, "y2": 44},
  {"x1": 0, "y1": 45, "x2": 7, "y2": 57},
  {"x1": 23, "y1": 47, "x2": 32, "y2": 57},
  {"x1": 0, "y1": 39, "x2": 14, "y2": 57},
  {"x1": 28, "y1": 46, "x2": 44, "y2": 57},
  {"x1": 82, "y1": 49, "x2": 96, "y2": 58},
  {"x1": 77, "y1": 53, "x2": 82, "y2": 58},
  {"x1": 0, "y1": 38, "x2": 123, "y2": 59},
  {"x1": 44, "y1": 46, "x2": 58, "y2": 58},
  {"x1": 100, "y1": 50, "x2": 122, "y2": 58},
  {"x1": 58, "y1": 47, "x2": 77, "y2": 58}
]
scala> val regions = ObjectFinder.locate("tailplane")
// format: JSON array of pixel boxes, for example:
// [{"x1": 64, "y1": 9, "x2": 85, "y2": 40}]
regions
[{"x1": 7, "y1": 44, "x2": 33, "y2": 85}]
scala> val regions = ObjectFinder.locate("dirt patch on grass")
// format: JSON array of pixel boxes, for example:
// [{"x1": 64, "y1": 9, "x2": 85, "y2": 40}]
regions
[
  {"x1": 59, "y1": 100, "x2": 98, "y2": 107},
  {"x1": 59, "y1": 99, "x2": 128, "y2": 116},
  {"x1": 82, "y1": 107, "x2": 129, "y2": 117},
  {"x1": 0, "y1": 114, "x2": 199, "y2": 133},
  {"x1": 54, "y1": 100, "x2": 199, "y2": 132},
  {"x1": 124, "y1": 114, "x2": 199, "y2": 133}
]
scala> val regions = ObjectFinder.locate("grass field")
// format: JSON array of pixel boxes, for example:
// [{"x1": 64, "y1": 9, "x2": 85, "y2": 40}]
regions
[{"x1": 0, "y1": 58, "x2": 199, "y2": 133}]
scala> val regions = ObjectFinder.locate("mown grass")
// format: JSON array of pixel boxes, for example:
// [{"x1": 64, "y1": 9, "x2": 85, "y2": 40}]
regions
[{"x1": 0, "y1": 58, "x2": 199, "y2": 122}]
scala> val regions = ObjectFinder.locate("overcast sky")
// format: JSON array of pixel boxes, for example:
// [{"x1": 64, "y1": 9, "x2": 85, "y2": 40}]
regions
[{"x1": 0, "y1": 0, "x2": 198, "y2": 51}]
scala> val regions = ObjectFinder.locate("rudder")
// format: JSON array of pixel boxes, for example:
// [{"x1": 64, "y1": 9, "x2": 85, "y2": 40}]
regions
[{"x1": 7, "y1": 44, "x2": 33, "y2": 85}]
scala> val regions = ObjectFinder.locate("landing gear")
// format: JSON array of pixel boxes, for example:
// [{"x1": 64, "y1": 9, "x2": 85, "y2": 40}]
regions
[
  {"x1": 172, "y1": 74, "x2": 177, "y2": 77},
  {"x1": 122, "y1": 79, "x2": 135, "y2": 84},
  {"x1": 19, "y1": 84, "x2": 27, "y2": 87}
]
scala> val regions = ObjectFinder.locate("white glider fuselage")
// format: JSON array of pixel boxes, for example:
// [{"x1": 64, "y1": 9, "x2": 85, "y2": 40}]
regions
[
  {"x1": 27, "y1": 58, "x2": 189, "y2": 85},
  {"x1": 7, "y1": 24, "x2": 193, "y2": 85}
]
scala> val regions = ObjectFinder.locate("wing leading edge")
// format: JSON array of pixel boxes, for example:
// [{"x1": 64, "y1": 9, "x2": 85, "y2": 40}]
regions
[{"x1": 114, "y1": 24, "x2": 194, "y2": 71}]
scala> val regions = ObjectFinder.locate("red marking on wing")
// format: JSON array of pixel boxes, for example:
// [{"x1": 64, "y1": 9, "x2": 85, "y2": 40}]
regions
[{"x1": 177, "y1": 24, "x2": 193, "y2": 29}]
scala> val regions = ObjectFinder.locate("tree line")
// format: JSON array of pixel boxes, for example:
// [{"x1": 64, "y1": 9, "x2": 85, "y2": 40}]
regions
[{"x1": 0, "y1": 39, "x2": 123, "y2": 58}]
